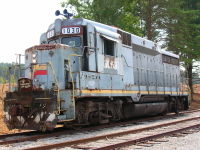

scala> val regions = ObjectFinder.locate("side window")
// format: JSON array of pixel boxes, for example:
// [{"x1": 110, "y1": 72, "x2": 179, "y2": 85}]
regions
[
  {"x1": 104, "y1": 38, "x2": 115, "y2": 56},
  {"x1": 162, "y1": 54, "x2": 179, "y2": 66},
  {"x1": 117, "y1": 30, "x2": 131, "y2": 46}
]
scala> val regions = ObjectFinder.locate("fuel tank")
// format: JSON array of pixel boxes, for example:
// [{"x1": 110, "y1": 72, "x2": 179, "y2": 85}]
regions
[{"x1": 123, "y1": 102, "x2": 168, "y2": 119}]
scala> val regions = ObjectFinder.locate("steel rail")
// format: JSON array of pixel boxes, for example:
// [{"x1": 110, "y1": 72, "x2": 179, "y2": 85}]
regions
[
  {"x1": 0, "y1": 112, "x2": 180, "y2": 143},
  {"x1": 0, "y1": 131, "x2": 37, "y2": 140},
  {"x1": 94, "y1": 123, "x2": 200, "y2": 150},
  {"x1": 23, "y1": 116, "x2": 200, "y2": 150},
  {"x1": 0, "y1": 108, "x2": 199, "y2": 146}
]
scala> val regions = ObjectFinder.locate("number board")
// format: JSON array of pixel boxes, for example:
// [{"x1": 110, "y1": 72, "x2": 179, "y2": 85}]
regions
[
  {"x1": 18, "y1": 78, "x2": 33, "y2": 92},
  {"x1": 47, "y1": 30, "x2": 55, "y2": 39},
  {"x1": 62, "y1": 26, "x2": 82, "y2": 35}
]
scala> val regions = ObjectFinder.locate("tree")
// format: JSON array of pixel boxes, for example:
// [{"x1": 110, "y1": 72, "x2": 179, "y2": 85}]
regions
[
  {"x1": 164, "y1": 0, "x2": 200, "y2": 96},
  {"x1": 61, "y1": 0, "x2": 142, "y2": 35},
  {"x1": 138, "y1": 0, "x2": 200, "y2": 97},
  {"x1": 0, "y1": 63, "x2": 21, "y2": 83},
  {"x1": 136, "y1": 0, "x2": 182, "y2": 41},
  {"x1": 0, "y1": 63, "x2": 10, "y2": 83}
]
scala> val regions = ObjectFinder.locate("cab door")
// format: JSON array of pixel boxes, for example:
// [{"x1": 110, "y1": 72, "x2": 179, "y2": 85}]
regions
[{"x1": 87, "y1": 24, "x2": 97, "y2": 72}]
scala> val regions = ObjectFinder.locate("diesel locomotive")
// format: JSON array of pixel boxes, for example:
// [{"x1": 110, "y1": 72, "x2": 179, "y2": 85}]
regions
[{"x1": 4, "y1": 15, "x2": 189, "y2": 131}]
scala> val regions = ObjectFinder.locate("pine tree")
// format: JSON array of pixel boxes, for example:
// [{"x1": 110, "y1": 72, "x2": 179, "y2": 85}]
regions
[{"x1": 164, "y1": 0, "x2": 200, "y2": 96}]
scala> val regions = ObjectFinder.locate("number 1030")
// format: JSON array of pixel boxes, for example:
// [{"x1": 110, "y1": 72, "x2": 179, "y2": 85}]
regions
[{"x1": 62, "y1": 27, "x2": 81, "y2": 34}]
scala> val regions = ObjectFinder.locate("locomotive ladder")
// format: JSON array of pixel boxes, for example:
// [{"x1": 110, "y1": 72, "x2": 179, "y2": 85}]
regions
[{"x1": 48, "y1": 62, "x2": 61, "y2": 115}]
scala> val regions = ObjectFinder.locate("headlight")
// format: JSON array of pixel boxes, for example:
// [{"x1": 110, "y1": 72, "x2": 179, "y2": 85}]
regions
[
  {"x1": 32, "y1": 58, "x2": 37, "y2": 63},
  {"x1": 32, "y1": 51, "x2": 38, "y2": 63},
  {"x1": 32, "y1": 53, "x2": 37, "y2": 58}
]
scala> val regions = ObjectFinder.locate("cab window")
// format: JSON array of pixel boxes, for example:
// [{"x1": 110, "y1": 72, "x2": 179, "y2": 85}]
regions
[
  {"x1": 61, "y1": 37, "x2": 81, "y2": 47},
  {"x1": 48, "y1": 39, "x2": 59, "y2": 44},
  {"x1": 104, "y1": 39, "x2": 114, "y2": 56}
]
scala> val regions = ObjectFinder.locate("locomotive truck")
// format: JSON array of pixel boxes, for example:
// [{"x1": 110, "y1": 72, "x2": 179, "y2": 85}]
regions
[{"x1": 4, "y1": 15, "x2": 189, "y2": 131}]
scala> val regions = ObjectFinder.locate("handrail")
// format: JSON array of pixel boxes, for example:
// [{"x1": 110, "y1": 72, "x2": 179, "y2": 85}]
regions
[
  {"x1": 48, "y1": 62, "x2": 61, "y2": 115},
  {"x1": 68, "y1": 54, "x2": 82, "y2": 119}
]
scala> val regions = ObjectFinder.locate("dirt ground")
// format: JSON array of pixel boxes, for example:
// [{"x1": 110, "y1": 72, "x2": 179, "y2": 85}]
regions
[
  {"x1": 190, "y1": 84, "x2": 200, "y2": 109},
  {"x1": 0, "y1": 84, "x2": 20, "y2": 134},
  {"x1": 0, "y1": 84, "x2": 11, "y2": 134},
  {"x1": 0, "y1": 84, "x2": 200, "y2": 134},
  {"x1": 190, "y1": 94, "x2": 200, "y2": 109}
]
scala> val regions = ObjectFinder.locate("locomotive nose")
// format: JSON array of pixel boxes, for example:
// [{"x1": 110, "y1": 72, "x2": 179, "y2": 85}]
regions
[{"x1": 4, "y1": 77, "x2": 58, "y2": 131}]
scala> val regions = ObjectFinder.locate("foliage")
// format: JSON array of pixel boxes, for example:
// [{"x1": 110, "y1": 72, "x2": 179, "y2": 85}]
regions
[
  {"x1": 136, "y1": 0, "x2": 170, "y2": 41},
  {"x1": 164, "y1": 0, "x2": 200, "y2": 63},
  {"x1": 0, "y1": 63, "x2": 10, "y2": 83},
  {"x1": 0, "y1": 63, "x2": 22, "y2": 83},
  {"x1": 61, "y1": 0, "x2": 142, "y2": 35},
  {"x1": 163, "y1": 0, "x2": 200, "y2": 94},
  {"x1": 136, "y1": 0, "x2": 200, "y2": 95}
]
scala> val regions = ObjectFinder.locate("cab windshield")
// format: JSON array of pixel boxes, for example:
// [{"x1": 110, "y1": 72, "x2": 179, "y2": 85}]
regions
[
  {"x1": 48, "y1": 39, "x2": 59, "y2": 44},
  {"x1": 61, "y1": 36, "x2": 81, "y2": 47}
]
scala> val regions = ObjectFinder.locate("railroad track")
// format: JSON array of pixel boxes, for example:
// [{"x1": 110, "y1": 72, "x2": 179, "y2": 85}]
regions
[
  {"x1": 0, "y1": 108, "x2": 199, "y2": 149},
  {"x1": 0, "y1": 131, "x2": 38, "y2": 140},
  {"x1": 24, "y1": 116, "x2": 200, "y2": 150},
  {"x1": 0, "y1": 108, "x2": 198, "y2": 140}
]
